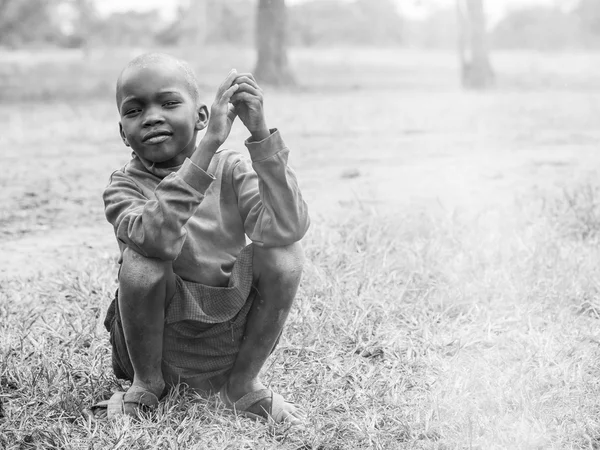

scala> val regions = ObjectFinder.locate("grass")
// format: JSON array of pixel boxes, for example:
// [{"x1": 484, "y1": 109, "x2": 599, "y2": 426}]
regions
[
  {"x1": 2, "y1": 46, "x2": 600, "y2": 449},
  {"x1": 3, "y1": 197, "x2": 600, "y2": 449}
]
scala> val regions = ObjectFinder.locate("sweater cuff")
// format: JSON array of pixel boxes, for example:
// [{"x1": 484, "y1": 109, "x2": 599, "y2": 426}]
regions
[
  {"x1": 245, "y1": 128, "x2": 286, "y2": 162},
  {"x1": 178, "y1": 158, "x2": 215, "y2": 194}
]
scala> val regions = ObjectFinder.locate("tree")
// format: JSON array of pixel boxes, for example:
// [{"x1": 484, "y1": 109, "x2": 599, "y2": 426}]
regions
[
  {"x1": 0, "y1": 0, "x2": 62, "y2": 46},
  {"x1": 181, "y1": 0, "x2": 208, "y2": 47},
  {"x1": 576, "y1": 0, "x2": 600, "y2": 46},
  {"x1": 492, "y1": 6, "x2": 581, "y2": 50},
  {"x1": 254, "y1": 0, "x2": 295, "y2": 86},
  {"x1": 456, "y1": 0, "x2": 494, "y2": 89},
  {"x1": 289, "y1": 0, "x2": 402, "y2": 46},
  {"x1": 68, "y1": 0, "x2": 100, "y2": 52}
]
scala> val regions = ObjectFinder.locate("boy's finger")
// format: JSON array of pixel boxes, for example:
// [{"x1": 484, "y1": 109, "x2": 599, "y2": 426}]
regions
[
  {"x1": 226, "y1": 103, "x2": 237, "y2": 121},
  {"x1": 216, "y1": 69, "x2": 238, "y2": 98},
  {"x1": 220, "y1": 83, "x2": 239, "y2": 103},
  {"x1": 232, "y1": 83, "x2": 261, "y2": 97},
  {"x1": 236, "y1": 72, "x2": 258, "y2": 83},
  {"x1": 234, "y1": 74, "x2": 260, "y2": 90},
  {"x1": 230, "y1": 91, "x2": 261, "y2": 106}
]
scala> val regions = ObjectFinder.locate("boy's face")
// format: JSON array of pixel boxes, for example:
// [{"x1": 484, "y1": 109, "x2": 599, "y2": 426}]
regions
[{"x1": 117, "y1": 62, "x2": 207, "y2": 167}]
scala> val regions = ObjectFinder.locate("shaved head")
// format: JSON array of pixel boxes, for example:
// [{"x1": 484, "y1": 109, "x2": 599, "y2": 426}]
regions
[{"x1": 116, "y1": 52, "x2": 201, "y2": 107}]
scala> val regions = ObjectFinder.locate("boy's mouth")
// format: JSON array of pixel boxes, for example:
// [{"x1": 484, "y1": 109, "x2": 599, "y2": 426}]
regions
[{"x1": 143, "y1": 130, "x2": 172, "y2": 144}]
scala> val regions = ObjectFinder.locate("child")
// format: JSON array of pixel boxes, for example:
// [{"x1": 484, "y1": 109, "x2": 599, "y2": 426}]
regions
[{"x1": 91, "y1": 52, "x2": 310, "y2": 425}]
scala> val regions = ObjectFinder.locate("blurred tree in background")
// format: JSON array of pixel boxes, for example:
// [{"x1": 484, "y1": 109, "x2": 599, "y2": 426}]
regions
[
  {"x1": 1, "y1": 0, "x2": 596, "y2": 51},
  {"x1": 491, "y1": 6, "x2": 582, "y2": 50},
  {"x1": 157, "y1": 0, "x2": 255, "y2": 47},
  {"x1": 0, "y1": 0, "x2": 405, "y2": 49},
  {"x1": 1, "y1": 0, "x2": 598, "y2": 92},
  {"x1": 576, "y1": 0, "x2": 600, "y2": 46},
  {"x1": 0, "y1": 0, "x2": 63, "y2": 47},
  {"x1": 457, "y1": 0, "x2": 494, "y2": 89},
  {"x1": 289, "y1": 0, "x2": 402, "y2": 46},
  {"x1": 254, "y1": 0, "x2": 294, "y2": 86}
]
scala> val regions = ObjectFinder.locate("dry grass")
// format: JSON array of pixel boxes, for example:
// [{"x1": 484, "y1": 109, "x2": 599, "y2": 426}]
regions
[
  {"x1": 2, "y1": 46, "x2": 600, "y2": 449},
  {"x1": 3, "y1": 197, "x2": 600, "y2": 449}
]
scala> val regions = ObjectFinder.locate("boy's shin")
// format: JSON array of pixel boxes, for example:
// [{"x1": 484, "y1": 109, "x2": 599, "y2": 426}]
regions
[{"x1": 118, "y1": 248, "x2": 175, "y2": 390}]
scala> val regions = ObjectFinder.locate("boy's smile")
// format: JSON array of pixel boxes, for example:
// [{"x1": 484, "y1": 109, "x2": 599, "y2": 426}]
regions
[{"x1": 117, "y1": 62, "x2": 207, "y2": 168}]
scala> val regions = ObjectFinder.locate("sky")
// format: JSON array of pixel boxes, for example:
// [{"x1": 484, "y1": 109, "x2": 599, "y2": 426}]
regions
[{"x1": 94, "y1": 0, "x2": 572, "y2": 25}]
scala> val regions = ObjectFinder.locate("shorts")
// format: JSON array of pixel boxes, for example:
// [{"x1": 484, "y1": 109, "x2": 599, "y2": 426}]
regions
[{"x1": 103, "y1": 245, "x2": 256, "y2": 393}]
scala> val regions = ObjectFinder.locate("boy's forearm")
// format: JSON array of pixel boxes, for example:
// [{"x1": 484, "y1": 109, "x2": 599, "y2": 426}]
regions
[
  {"x1": 248, "y1": 126, "x2": 270, "y2": 143},
  {"x1": 237, "y1": 130, "x2": 310, "y2": 246},
  {"x1": 190, "y1": 134, "x2": 221, "y2": 172},
  {"x1": 105, "y1": 170, "x2": 211, "y2": 261}
]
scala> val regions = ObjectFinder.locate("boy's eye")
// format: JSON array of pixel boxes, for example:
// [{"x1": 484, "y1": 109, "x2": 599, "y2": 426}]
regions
[
  {"x1": 124, "y1": 108, "x2": 141, "y2": 116},
  {"x1": 164, "y1": 101, "x2": 180, "y2": 107}
]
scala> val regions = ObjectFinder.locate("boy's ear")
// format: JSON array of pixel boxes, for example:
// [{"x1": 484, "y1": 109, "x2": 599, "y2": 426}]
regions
[
  {"x1": 195, "y1": 104, "x2": 209, "y2": 131},
  {"x1": 119, "y1": 122, "x2": 130, "y2": 147}
]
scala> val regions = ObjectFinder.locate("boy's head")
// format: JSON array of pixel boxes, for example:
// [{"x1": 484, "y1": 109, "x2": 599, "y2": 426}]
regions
[{"x1": 116, "y1": 53, "x2": 208, "y2": 167}]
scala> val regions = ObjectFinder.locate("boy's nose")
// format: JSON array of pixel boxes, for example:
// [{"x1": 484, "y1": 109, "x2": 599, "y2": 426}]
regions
[{"x1": 142, "y1": 109, "x2": 165, "y2": 127}]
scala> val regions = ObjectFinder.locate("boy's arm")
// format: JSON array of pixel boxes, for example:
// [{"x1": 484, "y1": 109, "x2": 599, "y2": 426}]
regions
[
  {"x1": 104, "y1": 70, "x2": 242, "y2": 260},
  {"x1": 103, "y1": 161, "x2": 214, "y2": 260},
  {"x1": 229, "y1": 73, "x2": 309, "y2": 246},
  {"x1": 234, "y1": 129, "x2": 310, "y2": 247}
]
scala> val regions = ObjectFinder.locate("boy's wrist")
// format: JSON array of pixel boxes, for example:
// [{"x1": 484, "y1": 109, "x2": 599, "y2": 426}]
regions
[
  {"x1": 249, "y1": 126, "x2": 271, "y2": 143},
  {"x1": 199, "y1": 133, "x2": 223, "y2": 152},
  {"x1": 190, "y1": 134, "x2": 221, "y2": 172}
]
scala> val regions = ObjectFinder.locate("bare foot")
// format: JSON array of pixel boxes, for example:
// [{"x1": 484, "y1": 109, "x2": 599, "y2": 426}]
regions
[{"x1": 222, "y1": 378, "x2": 305, "y2": 426}]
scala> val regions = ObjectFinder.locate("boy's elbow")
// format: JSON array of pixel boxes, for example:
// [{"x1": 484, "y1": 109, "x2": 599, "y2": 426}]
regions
[
  {"x1": 149, "y1": 237, "x2": 184, "y2": 261},
  {"x1": 279, "y1": 211, "x2": 311, "y2": 244},
  {"x1": 127, "y1": 242, "x2": 180, "y2": 261},
  {"x1": 130, "y1": 232, "x2": 184, "y2": 261},
  {"x1": 149, "y1": 246, "x2": 180, "y2": 261},
  {"x1": 296, "y1": 212, "x2": 310, "y2": 240}
]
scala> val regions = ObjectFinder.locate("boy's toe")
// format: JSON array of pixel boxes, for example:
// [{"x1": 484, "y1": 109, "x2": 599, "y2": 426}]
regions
[
  {"x1": 84, "y1": 392, "x2": 125, "y2": 421},
  {"x1": 122, "y1": 385, "x2": 160, "y2": 418},
  {"x1": 221, "y1": 387, "x2": 306, "y2": 426},
  {"x1": 269, "y1": 391, "x2": 306, "y2": 425},
  {"x1": 94, "y1": 409, "x2": 108, "y2": 420},
  {"x1": 84, "y1": 386, "x2": 160, "y2": 421}
]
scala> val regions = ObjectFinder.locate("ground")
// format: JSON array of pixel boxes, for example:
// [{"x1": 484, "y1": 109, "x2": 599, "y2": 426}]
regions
[{"x1": 1, "y1": 47, "x2": 600, "y2": 449}]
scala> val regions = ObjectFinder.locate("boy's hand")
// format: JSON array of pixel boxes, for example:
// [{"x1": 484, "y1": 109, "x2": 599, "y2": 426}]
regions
[
  {"x1": 205, "y1": 69, "x2": 240, "y2": 147},
  {"x1": 230, "y1": 73, "x2": 270, "y2": 142}
]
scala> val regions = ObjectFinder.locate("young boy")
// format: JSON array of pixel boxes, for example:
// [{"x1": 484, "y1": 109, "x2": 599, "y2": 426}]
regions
[{"x1": 92, "y1": 53, "x2": 310, "y2": 425}]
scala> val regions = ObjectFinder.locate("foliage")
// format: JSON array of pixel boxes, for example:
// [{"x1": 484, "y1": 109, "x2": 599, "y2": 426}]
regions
[
  {"x1": 0, "y1": 0, "x2": 405, "y2": 49},
  {"x1": 491, "y1": 6, "x2": 583, "y2": 50},
  {"x1": 402, "y1": 2, "x2": 600, "y2": 51},
  {"x1": 95, "y1": 10, "x2": 164, "y2": 47},
  {"x1": 403, "y1": 8, "x2": 457, "y2": 49},
  {"x1": 289, "y1": 0, "x2": 403, "y2": 46},
  {"x1": 0, "y1": 0, "x2": 64, "y2": 47},
  {"x1": 161, "y1": 0, "x2": 404, "y2": 48},
  {"x1": 577, "y1": 0, "x2": 600, "y2": 36},
  {"x1": 5, "y1": 0, "x2": 598, "y2": 51},
  {"x1": 156, "y1": 0, "x2": 255, "y2": 47}
]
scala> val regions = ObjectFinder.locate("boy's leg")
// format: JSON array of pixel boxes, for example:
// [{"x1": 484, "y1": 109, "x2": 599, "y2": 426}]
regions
[
  {"x1": 118, "y1": 247, "x2": 176, "y2": 415},
  {"x1": 224, "y1": 242, "x2": 305, "y2": 423}
]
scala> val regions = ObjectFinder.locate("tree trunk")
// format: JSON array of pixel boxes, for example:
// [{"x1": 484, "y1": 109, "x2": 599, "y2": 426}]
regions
[
  {"x1": 254, "y1": 0, "x2": 295, "y2": 86},
  {"x1": 179, "y1": 0, "x2": 207, "y2": 47},
  {"x1": 457, "y1": 0, "x2": 494, "y2": 89}
]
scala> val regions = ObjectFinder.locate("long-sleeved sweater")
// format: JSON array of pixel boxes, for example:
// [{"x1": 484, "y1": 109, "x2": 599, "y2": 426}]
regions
[{"x1": 103, "y1": 129, "x2": 310, "y2": 287}]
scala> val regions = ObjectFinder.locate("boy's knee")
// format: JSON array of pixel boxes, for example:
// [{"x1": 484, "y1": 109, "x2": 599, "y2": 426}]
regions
[
  {"x1": 253, "y1": 242, "x2": 305, "y2": 283},
  {"x1": 120, "y1": 247, "x2": 173, "y2": 292}
]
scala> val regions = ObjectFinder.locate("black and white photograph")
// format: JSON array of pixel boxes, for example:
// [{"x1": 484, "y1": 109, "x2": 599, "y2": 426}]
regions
[{"x1": 1, "y1": 0, "x2": 599, "y2": 448}]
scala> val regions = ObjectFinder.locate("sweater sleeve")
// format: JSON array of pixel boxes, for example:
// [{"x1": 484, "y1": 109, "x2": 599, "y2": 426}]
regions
[
  {"x1": 103, "y1": 158, "x2": 214, "y2": 260},
  {"x1": 233, "y1": 129, "x2": 310, "y2": 247}
]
